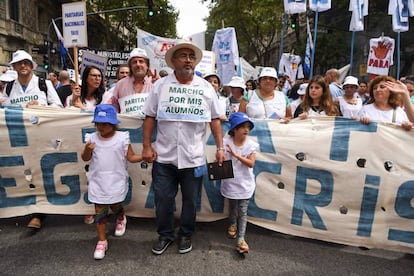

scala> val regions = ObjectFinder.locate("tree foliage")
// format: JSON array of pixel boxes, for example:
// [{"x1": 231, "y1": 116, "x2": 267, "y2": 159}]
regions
[
  {"x1": 205, "y1": 0, "x2": 284, "y2": 66},
  {"x1": 85, "y1": 0, "x2": 178, "y2": 50}
]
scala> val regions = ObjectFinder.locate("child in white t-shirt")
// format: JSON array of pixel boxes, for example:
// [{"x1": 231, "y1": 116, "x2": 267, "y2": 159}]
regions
[
  {"x1": 221, "y1": 112, "x2": 258, "y2": 253},
  {"x1": 81, "y1": 104, "x2": 142, "y2": 260}
]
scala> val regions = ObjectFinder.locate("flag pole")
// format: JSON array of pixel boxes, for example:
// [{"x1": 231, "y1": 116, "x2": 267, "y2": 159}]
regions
[
  {"x1": 397, "y1": 32, "x2": 401, "y2": 79},
  {"x1": 310, "y1": 10, "x2": 319, "y2": 78},
  {"x1": 278, "y1": 13, "x2": 288, "y2": 70},
  {"x1": 349, "y1": 31, "x2": 355, "y2": 75}
]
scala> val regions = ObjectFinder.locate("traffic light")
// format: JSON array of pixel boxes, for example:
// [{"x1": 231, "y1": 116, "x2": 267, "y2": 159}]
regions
[
  {"x1": 290, "y1": 14, "x2": 298, "y2": 29},
  {"x1": 43, "y1": 54, "x2": 49, "y2": 70},
  {"x1": 147, "y1": 0, "x2": 154, "y2": 17}
]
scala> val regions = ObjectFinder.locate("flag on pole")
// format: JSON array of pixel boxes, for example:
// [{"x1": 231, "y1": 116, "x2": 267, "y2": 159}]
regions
[
  {"x1": 388, "y1": 0, "x2": 414, "y2": 32},
  {"x1": 349, "y1": 0, "x2": 369, "y2": 32},
  {"x1": 52, "y1": 19, "x2": 68, "y2": 69},
  {"x1": 304, "y1": 17, "x2": 313, "y2": 76},
  {"x1": 283, "y1": 0, "x2": 306, "y2": 14},
  {"x1": 309, "y1": 0, "x2": 331, "y2": 12}
]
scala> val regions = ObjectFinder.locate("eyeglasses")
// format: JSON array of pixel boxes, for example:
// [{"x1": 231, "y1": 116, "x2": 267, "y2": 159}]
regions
[
  {"x1": 89, "y1": 74, "x2": 102, "y2": 79},
  {"x1": 174, "y1": 53, "x2": 197, "y2": 61},
  {"x1": 15, "y1": 60, "x2": 32, "y2": 66}
]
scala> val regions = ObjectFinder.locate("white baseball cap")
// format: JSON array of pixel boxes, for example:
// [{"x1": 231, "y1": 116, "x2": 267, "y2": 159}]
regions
[
  {"x1": 9, "y1": 50, "x2": 37, "y2": 69},
  {"x1": 0, "y1": 70, "x2": 18, "y2": 82},
  {"x1": 226, "y1": 76, "x2": 246, "y2": 89},
  {"x1": 297, "y1": 83, "x2": 308, "y2": 95},
  {"x1": 127, "y1": 48, "x2": 149, "y2": 64},
  {"x1": 164, "y1": 40, "x2": 203, "y2": 70},
  {"x1": 259, "y1": 67, "x2": 278, "y2": 80},
  {"x1": 343, "y1": 76, "x2": 359, "y2": 87}
]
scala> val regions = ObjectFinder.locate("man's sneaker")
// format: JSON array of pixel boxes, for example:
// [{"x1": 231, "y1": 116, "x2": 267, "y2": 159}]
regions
[
  {"x1": 237, "y1": 239, "x2": 249, "y2": 253},
  {"x1": 178, "y1": 236, "x2": 192, "y2": 254},
  {"x1": 227, "y1": 224, "x2": 237, "y2": 239},
  {"x1": 114, "y1": 216, "x2": 127, "y2": 237},
  {"x1": 152, "y1": 237, "x2": 173, "y2": 255},
  {"x1": 94, "y1": 240, "x2": 108, "y2": 260}
]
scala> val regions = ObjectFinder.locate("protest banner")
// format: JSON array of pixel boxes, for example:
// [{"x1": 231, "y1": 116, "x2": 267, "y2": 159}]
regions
[{"x1": 1, "y1": 106, "x2": 414, "y2": 253}]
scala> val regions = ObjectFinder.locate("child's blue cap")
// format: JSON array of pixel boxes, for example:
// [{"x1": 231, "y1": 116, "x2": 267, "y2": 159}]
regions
[
  {"x1": 228, "y1": 112, "x2": 254, "y2": 134},
  {"x1": 92, "y1": 104, "x2": 120, "y2": 124}
]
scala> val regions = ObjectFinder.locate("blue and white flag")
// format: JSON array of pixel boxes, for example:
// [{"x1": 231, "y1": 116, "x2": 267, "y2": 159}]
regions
[
  {"x1": 52, "y1": 19, "x2": 68, "y2": 69},
  {"x1": 284, "y1": 0, "x2": 306, "y2": 14},
  {"x1": 304, "y1": 17, "x2": 313, "y2": 76},
  {"x1": 349, "y1": 0, "x2": 369, "y2": 32},
  {"x1": 309, "y1": 0, "x2": 331, "y2": 12},
  {"x1": 212, "y1": 27, "x2": 240, "y2": 85},
  {"x1": 388, "y1": 0, "x2": 414, "y2": 32}
]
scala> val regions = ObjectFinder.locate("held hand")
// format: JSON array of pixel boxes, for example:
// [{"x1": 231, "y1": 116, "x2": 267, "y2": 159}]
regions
[
  {"x1": 26, "y1": 100, "x2": 39, "y2": 107},
  {"x1": 401, "y1": 121, "x2": 413, "y2": 131},
  {"x1": 142, "y1": 145, "x2": 157, "y2": 163},
  {"x1": 298, "y1": 112, "x2": 308, "y2": 120},
  {"x1": 360, "y1": 117, "x2": 371, "y2": 125}
]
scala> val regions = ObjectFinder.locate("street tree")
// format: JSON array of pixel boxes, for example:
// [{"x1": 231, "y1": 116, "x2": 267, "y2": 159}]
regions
[
  {"x1": 85, "y1": 0, "x2": 178, "y2": 50},
  {"x1": 204, "y1": 0, "x2": 284, "y2": 67}
]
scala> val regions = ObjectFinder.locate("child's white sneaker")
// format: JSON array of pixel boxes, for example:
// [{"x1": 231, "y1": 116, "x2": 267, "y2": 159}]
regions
[
  {"x1": 94, "y1": 240, "x2": 108, "y2": 260},
  {"x1": 114, "y1": 216, "x2": 127, "y2": 237}
]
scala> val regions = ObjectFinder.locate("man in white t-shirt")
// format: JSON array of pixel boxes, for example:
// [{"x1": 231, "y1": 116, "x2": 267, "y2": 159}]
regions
[{"x1": 142, "y1": 40, "x2": 225, "y2": 255}]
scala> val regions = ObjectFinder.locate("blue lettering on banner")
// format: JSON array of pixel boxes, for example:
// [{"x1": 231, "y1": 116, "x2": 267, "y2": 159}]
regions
[
  {"x1": 41, "y1": 153, "x2": 80, "y2": 205},
  {"x1": 4, "y1": 106, "x2": 28, "y2": 147},
  {"x1": 248, "y1": 160, "x2": 280, "y2": 221},
  {"x1": 357, "y1": 174, "x2": 380, "y2": 237},
  {"x1": 201, "y1": 174, "x2": 225, "y2": 213},
  {"x1": 388, "y1": 180, "x2": 414, "y2": 244},
  {"x1": 330, "y1": 118, "x2": 377, "y2": 161},
  {"x1": 291, "y1": 166, "x2": 334, "y2": 230},
  {"x1": 0, "y1": 156, "x2": 36, "y2": 207}
]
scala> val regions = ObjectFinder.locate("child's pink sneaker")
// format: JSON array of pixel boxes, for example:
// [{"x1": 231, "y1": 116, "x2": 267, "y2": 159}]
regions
[
  {"x1": 114, "y1": 216, "x2": 127, "y2": 237},
  {"x1": 94, "y1": 240, "x2": 108, "y2": 260}
]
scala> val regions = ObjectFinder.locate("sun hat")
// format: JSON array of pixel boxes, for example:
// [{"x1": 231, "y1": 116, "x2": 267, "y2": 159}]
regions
[
  {"x1": 164, "y1": 40, "x2": 203, "y2": 69},
  {"x1": 228, "y1": 112, "x2": 254, "y2": 134},
  {"x1": 204, "y1": 72, "x2": 221, "y2": 86},
  {"x1": 226, "y1": 76, "x2": 246, "y2": 90},
  {"x1": 297, "y1": 83, "x2": 308, "y2": 95},
  {"x1": 127, "y1": 48, "x2": 149, "y2": 64},
  {"x1": 343, "y1": 76, "x2": 359, "y2": 87},
  {"x1": 259, "y1": 67, "x2": 278, "y2": 80},
  {"x1": 92, "y1": 104, "x2": 120, "y2": 124},
  {"x1": 0, "y1": 70, "x2": 18, "y2": 82},
  {"x1": 9, "y1": 50, "x2": 37, "y2": 69}
]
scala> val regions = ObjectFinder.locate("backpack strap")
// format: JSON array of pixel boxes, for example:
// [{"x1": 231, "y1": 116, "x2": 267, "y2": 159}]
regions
[
  {"x1": 5, "y1": 80, "x2": 15, "y2": 96},
  {"x1": 38, "y1": 77, "x2": 48, "y2": 96},
  {"x1": 5, "y1": 78, "x2": 47, "y2": 97}
]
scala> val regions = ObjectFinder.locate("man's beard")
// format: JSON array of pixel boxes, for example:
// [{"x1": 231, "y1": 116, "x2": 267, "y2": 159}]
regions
[{"x1": 175, "y1": 67, "x2": 194, "y2": 79}]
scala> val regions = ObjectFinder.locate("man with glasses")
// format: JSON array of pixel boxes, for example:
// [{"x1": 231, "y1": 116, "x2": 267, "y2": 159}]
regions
[
  {"x1": 110, "y1": 48, "x2": 157, "y2": 117},
  {"x1": 142, "y1": 40, "x2": 225, "y2": 255},
  {"x1": 1, "y1": 50, "x2": 62, "y2": 107},
  {"x1": 1, "y1": 50, "x2": 62, "y2": 234}
]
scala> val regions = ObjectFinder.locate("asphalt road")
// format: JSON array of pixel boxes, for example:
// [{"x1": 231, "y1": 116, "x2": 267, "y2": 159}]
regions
[{"x1": 0, "y1": 215, "x2": 413, "y2": 276}]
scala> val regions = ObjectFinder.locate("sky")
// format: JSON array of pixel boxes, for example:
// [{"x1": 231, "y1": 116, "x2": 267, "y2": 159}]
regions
[{"x1": 169, "y1": 0, "x2": 210, "y2": 38}]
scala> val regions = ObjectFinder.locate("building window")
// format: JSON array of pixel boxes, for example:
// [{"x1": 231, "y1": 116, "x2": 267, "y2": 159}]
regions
[{"x1": 9, "y1": 0, "x2": 18, "y2": 21}]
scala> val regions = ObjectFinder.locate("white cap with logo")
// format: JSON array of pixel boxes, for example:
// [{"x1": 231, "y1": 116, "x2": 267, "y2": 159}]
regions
[
  {"x1": 9, "y1": 50, "x2": 37, "y2": 69},
  {"x1": 127, "y1": 48, "x2": 149, "y2": 64},
  {"x1": 259, "y1": 67, "x2": 278, "y2": 80}
]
